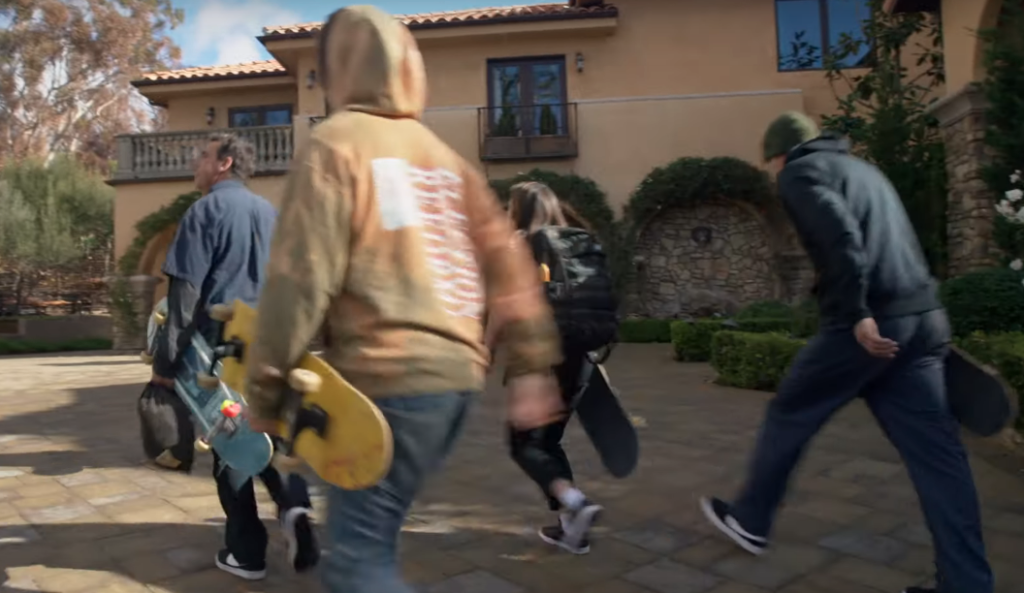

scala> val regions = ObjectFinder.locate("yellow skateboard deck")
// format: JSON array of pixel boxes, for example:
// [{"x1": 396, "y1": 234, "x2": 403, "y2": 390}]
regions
[{"x1": 211, "y1": 299, "x2": 393, "y2": 490}]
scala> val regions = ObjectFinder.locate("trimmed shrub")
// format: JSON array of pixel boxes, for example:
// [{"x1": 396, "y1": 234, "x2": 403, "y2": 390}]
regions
[
  {"x1": 0, "y1": 338, "x2": 112, "y2": 355},
  {"x1": 941, "y1": 267, "x2": 1024, "y2": 337},
  {"x1": 619, "y1": 319, "x2": 672, "y2": 343},
  {"x1": 791, "y1": 299, "x2": 820, "y2": 338},
  {"x1": 736, "y1": 318, "x2": 796, "y2": 334},
  {"x1": 736, "y1": 300, "x2": 795, "y2": 321},
  {"x1": 711, "y1": 331, "x2": 806, "y2": 391},
  {"x1": 670, "y1": 319, "x2": 724, "y2": 361}
]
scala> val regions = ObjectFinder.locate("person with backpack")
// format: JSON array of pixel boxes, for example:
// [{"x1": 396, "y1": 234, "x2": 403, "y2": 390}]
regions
[{"x1": 503, "y1": 181, "x2": 619, "y2": 555}]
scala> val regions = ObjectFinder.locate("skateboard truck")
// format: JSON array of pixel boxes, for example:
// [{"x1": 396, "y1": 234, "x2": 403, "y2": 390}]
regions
[
  {"x1": 273, "y1": 369, "x2": 329, "y2": 472},
  {"x1": 195, "y1": 400, "x2": 243, "y2": 452}
]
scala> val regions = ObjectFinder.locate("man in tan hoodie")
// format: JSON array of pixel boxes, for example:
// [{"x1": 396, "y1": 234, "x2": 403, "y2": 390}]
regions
[{"x1": 243, "y1": 6, "x2": 564, "y2": 592}]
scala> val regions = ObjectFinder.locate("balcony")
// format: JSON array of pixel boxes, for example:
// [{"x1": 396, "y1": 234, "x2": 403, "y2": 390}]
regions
[
  {"x1": 477, "y1": 102, "x2": 578, "y2": 161},
  {"x1": 111, "y1": 125, "x2": 294, "y2": 182}
]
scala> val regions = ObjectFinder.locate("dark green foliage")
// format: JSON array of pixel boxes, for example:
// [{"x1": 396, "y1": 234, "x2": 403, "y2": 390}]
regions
[
  {"x1": 821, "y1": 0, "x2": 948, "y2": 276},
  {"x1": 980, "y1": 2, "x2": 1024, "y2": 263},
  {"x1": 0, "y1": 338, "x2": 112, "y2": 355},
  {"x1": 710, "y1": 331, "x2": 806, "y2": 391},
  {"x1": 618, "y1": 319, "x2": 672, "y2": 343},
  {"x1": 117, "y1": 191, "x2": 201, "y2": 276},
  {"x1": 735, "y1": 300, "x2": 795, "y2": 321},
  {"x1": 538, "y1": 104, "x2": 558, "y2": 135},
  {"x1": 940, "y1": 267, "x2": 1024, "y2": 336}
]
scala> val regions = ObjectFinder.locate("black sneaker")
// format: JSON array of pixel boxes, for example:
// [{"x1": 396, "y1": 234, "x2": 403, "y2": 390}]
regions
[
  {"x1": 214, "y1": 549, "x2": 266, "y2": 580},
  {"x1": 538, "y1": 500, "x2": 602, "y2": 554},
  {"x1": 699, "y1": 496, "x2": 767, "y2": 556},
  {"x1": 281, "y1": 506, "x2": 320, "y2": 572}
]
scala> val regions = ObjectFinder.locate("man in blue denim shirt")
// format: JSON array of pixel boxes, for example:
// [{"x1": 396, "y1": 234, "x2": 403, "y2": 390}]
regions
[{"x1": 151, "y1": 133, "x2": 319, "y2": 580}]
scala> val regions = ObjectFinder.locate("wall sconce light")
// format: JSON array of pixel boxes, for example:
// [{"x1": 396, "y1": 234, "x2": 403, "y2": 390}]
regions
[
  {"x1": 575, "y1": 52, "x2": 585, "y2": 73},
  {"x1": 306, "y1": 69, "x2": 317, "y2": 89},
  {"x1": 205, "y1": 107, "x2": 215, "y2": 126}
]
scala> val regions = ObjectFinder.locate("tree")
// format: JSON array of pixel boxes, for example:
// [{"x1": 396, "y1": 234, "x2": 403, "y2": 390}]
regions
[
  {"x1": 0, "y1": 0, "x2": 184, "y2": 171},
  {"x1": 0, "y1": 156, "x2": 114, "y2": 312},
  {"x1": 821, "y1": 0, "x2": 948, "y2": 276}
]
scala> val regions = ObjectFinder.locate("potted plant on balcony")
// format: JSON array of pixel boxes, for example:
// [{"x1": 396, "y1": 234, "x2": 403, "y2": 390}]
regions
[
  {"x1": 538, "y1": 104, "x2": 559, "y2": 136},
  {"x1": 492, "y1": 106, "x2": 519, "y2": 138}
]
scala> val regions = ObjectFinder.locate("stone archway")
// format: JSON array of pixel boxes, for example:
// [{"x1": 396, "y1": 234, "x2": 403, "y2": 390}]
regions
[{"x1": 633, "y1": 198, "x2": 782, "y2": 318}]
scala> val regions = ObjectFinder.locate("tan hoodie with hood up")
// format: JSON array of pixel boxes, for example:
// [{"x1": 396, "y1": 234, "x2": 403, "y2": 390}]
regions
[{"x1": 244, "y1": 5, "x2": 561, "y2": 420}]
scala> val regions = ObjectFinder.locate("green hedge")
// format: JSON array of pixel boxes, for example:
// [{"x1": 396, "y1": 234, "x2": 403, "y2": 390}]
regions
[
  {"x1": 670, "y1": 318, "x2": 796, "y2": 361},
  {"x1": 0, "y1": 338, "x2": 113, "y2": 355},
  {"x1": 940, "y1": 267, "x2": 1024, "y2": 337},
  {"x1": 710, "y1": 331, "x2": 806, "y2": 391},
  {"x1": 618, "y1": 319, "x2": 672, "y2": 343}
]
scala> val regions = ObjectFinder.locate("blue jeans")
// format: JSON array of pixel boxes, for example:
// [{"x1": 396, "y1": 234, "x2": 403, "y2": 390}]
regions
[
  {"x1": 321, "y1": 391, "x2": 474, "y2": 593},
  {"x1": 730, "y1": 309, "x2": 993, "y2": 593}
]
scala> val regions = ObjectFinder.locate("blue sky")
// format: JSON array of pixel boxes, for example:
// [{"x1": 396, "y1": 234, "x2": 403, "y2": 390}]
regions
[{"x1": 168, "y1": 0, "x2": 518, "y2": 67}]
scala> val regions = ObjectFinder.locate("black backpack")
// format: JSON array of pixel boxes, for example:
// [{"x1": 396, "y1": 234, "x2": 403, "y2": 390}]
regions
[{"x1": 528, "y1": 226, "x2": 619, "y2": 352}]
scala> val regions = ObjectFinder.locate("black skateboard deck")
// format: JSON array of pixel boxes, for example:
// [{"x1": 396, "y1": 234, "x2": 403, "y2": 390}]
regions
[
  {"x1": 945, "y1": 345, "x2": 1019, "y2": 438},
  {"x1": 574, "y1": 354, "x2": 639, "y2": 478}
]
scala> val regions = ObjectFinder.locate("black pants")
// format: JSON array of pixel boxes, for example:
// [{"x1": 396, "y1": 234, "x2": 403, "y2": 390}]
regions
[
  {"x1": 213, "y1": 446, "x2": 312, "y2": 565},
  {"x1": 508, "y1": 350, "x2": 587, "y2": 511}
]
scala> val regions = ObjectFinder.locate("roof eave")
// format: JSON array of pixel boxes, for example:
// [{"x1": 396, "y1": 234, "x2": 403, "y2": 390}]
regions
[
  {"x1": 257, "y1": 6, "x2": 619, "y2": 43},
  {"x1": 131, "y1": 70, "x2": 289, "y2": 88}
]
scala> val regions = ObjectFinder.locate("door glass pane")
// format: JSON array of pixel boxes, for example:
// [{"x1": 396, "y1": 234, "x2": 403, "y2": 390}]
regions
[
  {"x1": 776, "y1": 0, "x2": 824, "y2": 70},
  {"x1": 230, "y1": 110, "x2": 260, "y2": 127},
  {"x1": 531, "y1": 63, "x2": 564, "y2": 135},
  {"x1": 827, "y1": 0, "x2": 871, "y2": 67},
  {"x1": 264, "y1": 108, "x2": 292, "y2": 126},
  {"x1": 490, "y1": 64, "x2": 521, "y2": 136}
]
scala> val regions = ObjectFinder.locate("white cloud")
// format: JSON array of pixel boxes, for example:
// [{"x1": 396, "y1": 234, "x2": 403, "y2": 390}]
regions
[{"x1": 181, "y1": 0, "x2": 302, "y2": 66}]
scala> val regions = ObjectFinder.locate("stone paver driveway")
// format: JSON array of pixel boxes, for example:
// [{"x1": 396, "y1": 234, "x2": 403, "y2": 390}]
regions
[{"x1": 1, "y1": 344, "x2": 1023, "y2": 593}]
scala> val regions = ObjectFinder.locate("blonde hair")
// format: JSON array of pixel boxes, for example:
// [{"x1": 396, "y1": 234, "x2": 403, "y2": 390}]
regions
[{"x1": 508, "y1": 181, "x2": 567, "y2": 234}]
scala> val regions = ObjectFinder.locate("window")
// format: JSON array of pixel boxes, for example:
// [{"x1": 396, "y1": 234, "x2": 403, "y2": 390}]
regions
[
  {"x1": 227, "y1": 105, "x2": 293, "y2": 127},
  {"x1": 486, "y1": 57, "x2": 568, "y2": 137},
  {"x1": 775, "y1": 0, "x2": 871, "y2": 71}
]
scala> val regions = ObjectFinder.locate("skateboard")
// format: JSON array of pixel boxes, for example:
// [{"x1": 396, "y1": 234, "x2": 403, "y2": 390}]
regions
[
  {"x1": 205, "y1": 299, "x2": 394, "y2": 490},
  {"x1": 573, "y1": 351, "x2": 640, "y2": 478},
  {"x1": 945, "y1": 344, "x2": 1019, "y2": 438},
  {"x1": 141, "y1": 298, "x2": 274, "y2": 483}
]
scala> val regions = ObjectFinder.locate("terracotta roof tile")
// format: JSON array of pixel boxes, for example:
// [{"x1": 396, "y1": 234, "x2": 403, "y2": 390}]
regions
[
  {"x1": 261, "y1": 2, "x2": 617, "y2": 37},
  {"x1": 134, "y1": 60, "x2": 287, "y2": 86}
]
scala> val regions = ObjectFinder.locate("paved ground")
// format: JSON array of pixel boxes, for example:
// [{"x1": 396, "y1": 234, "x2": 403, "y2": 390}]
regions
[{"x1": 1, "y1": 345, "x2": 1023, "y2": 593}]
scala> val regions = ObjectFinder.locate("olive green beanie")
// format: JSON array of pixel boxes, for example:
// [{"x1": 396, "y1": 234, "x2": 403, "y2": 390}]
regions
[{"x1": 762, "y1": 111, "x2": 819, "y2": 162}]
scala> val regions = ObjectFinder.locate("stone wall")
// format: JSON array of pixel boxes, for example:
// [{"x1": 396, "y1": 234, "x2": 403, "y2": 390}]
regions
[
  {"x1": 631, "y1": 199, "x2": 783, "y2": 318},
  {"x1": 931, "y1": 84, "x2": 1001, "y2": 277}
]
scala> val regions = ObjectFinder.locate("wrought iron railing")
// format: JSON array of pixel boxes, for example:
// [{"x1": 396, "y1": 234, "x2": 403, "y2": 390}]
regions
[
  {"x1": 112, "y1": 125, "x2": 294, "y2": 181},
  {"x1": 476, "y1": 102, "x2": 578, "y2": 161}
]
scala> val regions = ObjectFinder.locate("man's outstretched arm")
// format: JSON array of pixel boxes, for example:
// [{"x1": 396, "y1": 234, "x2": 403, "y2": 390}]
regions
[{"x1": 245, "y1": 140, "x2": 350, "y2": 422}]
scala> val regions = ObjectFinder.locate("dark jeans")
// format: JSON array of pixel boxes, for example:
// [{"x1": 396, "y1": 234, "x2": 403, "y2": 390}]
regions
[
  {"x1": 508, "y1": 350, "x2": 586, "y2": 511},
  {"x1": 730, "y1": 309, "x2": 992, "y2": 593},
  {"x1": 322, "y1": 391, "x2": 473, "y2": 593},
  {"x1": 213, "y1": 446, "x2": 311, "y2": 565}
]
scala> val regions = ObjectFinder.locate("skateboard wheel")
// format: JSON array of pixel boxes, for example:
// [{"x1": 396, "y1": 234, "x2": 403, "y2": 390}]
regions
[
  {"x1": 153, "y1": 311, "x2": 166, "y2": 326},
  {"x1": 287, "y1": 369, "x2": 322, "y2": 394},
  {"x1": 197, "y1": 372, "x2": 220, "y2": 390},
  {"x1": 272, "y1": 452, "x2": 305, "y2": 473},
  {"x1": 140, "y1": 351, "x2": 153, "y2": 365},
  {"x1": 220, "y1": 402, "x2": 242, "y2": 419},
  {"x1": 194, "y1": 438, "x2": 212, "y2": 453},
  {"x1": 208, "y1": 303, "x2": 234, "y2": 322}
]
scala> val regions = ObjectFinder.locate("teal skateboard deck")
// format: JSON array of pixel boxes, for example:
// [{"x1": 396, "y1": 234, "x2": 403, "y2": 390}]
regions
[{"x1": 143, "y1": 298, "x2": 273, "y2": 485}]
